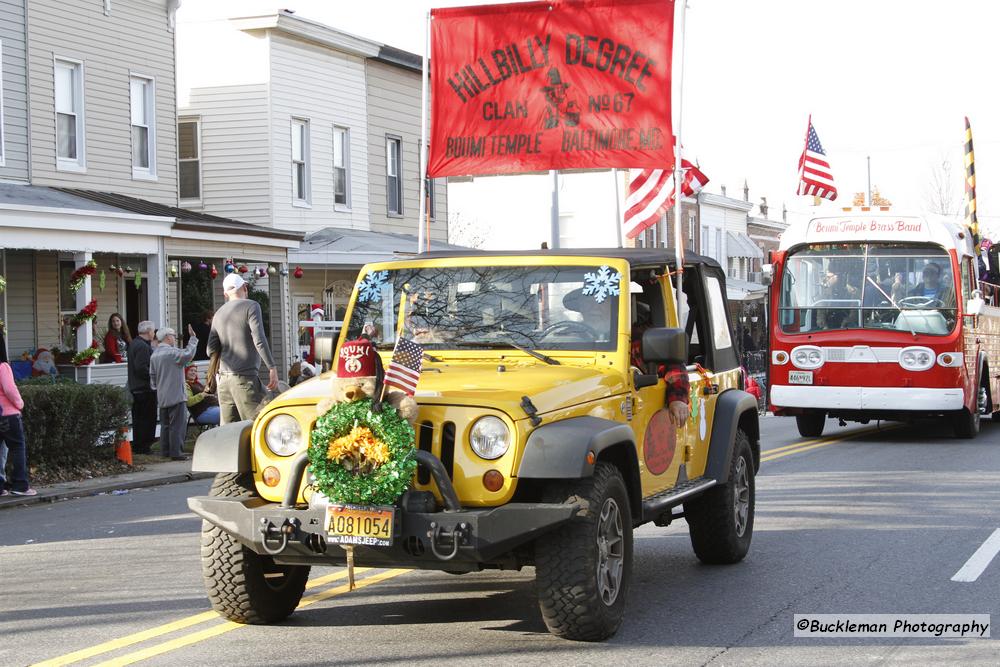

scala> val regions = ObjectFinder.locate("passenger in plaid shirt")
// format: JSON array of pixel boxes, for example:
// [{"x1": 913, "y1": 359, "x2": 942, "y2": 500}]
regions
[{"x1": 631, "y1": 324, "x2": 690, "y2": 428}]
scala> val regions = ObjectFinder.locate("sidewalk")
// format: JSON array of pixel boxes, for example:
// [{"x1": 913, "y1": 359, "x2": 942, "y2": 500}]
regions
[{"x1": 0, "y1": 459, "x2": 213, "y2": 510}]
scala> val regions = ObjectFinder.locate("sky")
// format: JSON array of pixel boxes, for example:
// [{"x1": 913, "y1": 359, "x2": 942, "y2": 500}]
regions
[{"x1": 179, "y1": 0, "x2": 1000, "y2": 237}]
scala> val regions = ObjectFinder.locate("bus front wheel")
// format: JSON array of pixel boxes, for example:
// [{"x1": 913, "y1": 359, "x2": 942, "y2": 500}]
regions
[
  {"x1": 951, "y1": 407, "x2": 980, "y2": 439},
  {"x1": 795, "y1": 413, "x2": 826, "y2": 438}
]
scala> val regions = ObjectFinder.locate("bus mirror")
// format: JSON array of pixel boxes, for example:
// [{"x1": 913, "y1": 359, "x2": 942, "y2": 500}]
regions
[
  {"x1": 761, "y1": 263, "x2": 774, "y2": 286},
  {"x1": 967, "y1": 291, "x2": 985, "y2": 317}
]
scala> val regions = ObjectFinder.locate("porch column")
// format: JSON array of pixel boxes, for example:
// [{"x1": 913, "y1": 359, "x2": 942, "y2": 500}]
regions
[
  {"x1": 147, "y1": 242, "x2": 166, "y2": 331},
  {"x1": 74, "y1": 252, "x2": 93, "y2": 352}
]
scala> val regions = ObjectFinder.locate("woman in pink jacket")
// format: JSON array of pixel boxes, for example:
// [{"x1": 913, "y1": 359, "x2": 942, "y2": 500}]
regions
[{"x1": 0, "y1": 328, "x2": 35, "y2": 496}]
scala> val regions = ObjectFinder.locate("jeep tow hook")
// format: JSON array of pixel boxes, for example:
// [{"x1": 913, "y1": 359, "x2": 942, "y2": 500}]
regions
[
  {"x1": 259, "y1": 517, "x2": 300, "y2": 555},
  {"x1": 427, "y1": 521, "x2": 469, "y2": 561}
]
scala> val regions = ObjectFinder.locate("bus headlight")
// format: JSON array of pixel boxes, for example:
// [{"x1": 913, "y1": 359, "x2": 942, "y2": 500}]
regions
[
  {"x1": 264, "y1": 414, "x2": 303, "y2": 456},
  {"x1": 899, "y1": 347, "x2": 935, "y2": 371},
  {"x1": 791, "y1": 346, "x2": 823, "y2": 370},
  {"x1": 469, "y1": 416, "x2": 510, "y2": 460}
]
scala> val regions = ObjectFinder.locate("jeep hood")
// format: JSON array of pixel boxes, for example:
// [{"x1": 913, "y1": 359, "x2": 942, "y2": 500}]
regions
[{"x1": 273, "y1": 363, "x2": 626, "y2": 419}]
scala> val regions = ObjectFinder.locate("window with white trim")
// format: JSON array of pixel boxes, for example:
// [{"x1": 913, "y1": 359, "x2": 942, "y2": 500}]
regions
[
  {"x1": 291, "y1": 119, "x2": 309, "y2": 204},
  {"x1": 55, "y1": 58, "x2": 85, "y2": 169},
  {"x1": 178, "y1": 119, "x2": 200, "y2": 200},
  {"x1": 130, "y1": 76, "x2": 155, "y2": 177},
  {"x1": 333, "y1": 126, "x2": 349, "y2": 208},
  {"x1": 386, "y1": 135, "x2": 402, "y2": 216}
]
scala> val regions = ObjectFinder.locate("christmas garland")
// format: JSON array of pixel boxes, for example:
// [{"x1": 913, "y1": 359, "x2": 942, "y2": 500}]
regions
[
  {"x1": 308, "y1": 398, "x2": 417, "y2": 506},
  {"x1": 70, "y1": 299, "x2": 99, "y2": 329},
  {"x1": 0, "y1": 274, "x2": 6, "y2": 293},
  {"x1": 68, "y1": 261, "x2": 98, "y2": 293},
  {"x1": 71, "y1": 344, "x2": 101, "y2": 366}
]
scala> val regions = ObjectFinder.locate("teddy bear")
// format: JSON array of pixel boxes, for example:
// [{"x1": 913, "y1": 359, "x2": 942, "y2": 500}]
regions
[{"x1": 316, "y1": 338, "x2": 419, "y2": 425}]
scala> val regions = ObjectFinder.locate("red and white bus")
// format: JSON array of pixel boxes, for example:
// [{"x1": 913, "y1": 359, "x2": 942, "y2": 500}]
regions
[{"x1": 767, "y1": 208, "x2": 1000, "y2": 438}]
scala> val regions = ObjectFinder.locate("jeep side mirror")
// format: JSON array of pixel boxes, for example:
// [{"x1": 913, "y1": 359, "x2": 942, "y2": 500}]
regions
[
  {"x1": 314, "y1": 331, "x2": 337, "y2": 366},
  {"x1": 641, "y1": 327, "x2": 688, "y2": 365}
]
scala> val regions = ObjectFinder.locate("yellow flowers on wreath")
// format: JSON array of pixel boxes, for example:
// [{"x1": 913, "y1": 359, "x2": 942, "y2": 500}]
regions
[{"x1": 326, "y1": 425, "x2": 391, "y2": 473}]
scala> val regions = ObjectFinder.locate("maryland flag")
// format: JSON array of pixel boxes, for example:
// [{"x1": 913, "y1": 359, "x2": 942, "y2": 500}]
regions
[{"x1": 964, "y1": 116, "x2": 980, "y2": 250}]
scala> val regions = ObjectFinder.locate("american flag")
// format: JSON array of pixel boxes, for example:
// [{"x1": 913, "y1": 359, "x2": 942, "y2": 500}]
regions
[
  {"x1": 384, "y1": 337, "x2": 423, "y2": 396},
  {"x1": 623, "y1": 159, "x2": 708, "y2": 240},
  {"x1": 797, "y1": 116, "x2": 837, "y2": 200}
]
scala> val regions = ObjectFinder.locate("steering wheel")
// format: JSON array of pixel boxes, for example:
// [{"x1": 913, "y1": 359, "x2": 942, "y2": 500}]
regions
[
  {"x1": 540, "y1": 320, "x2": 600, "y2": 341},
  {"x1": 898, "y1": 295, "x2": 945, "y2": 309}
]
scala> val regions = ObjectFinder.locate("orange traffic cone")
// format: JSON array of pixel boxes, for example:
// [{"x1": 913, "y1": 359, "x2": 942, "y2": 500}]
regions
[{"x1": 116, "y1": 438, "x2": 133, "y2": 466}]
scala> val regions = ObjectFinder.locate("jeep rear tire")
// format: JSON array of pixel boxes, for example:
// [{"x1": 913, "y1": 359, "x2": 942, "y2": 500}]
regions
[
  {"x1": 535, "y1": 462, "x2": 633, "y2": 642},
  {"x1": 795, "y1": 412, "x2": 826, "y2": 438},
  {"x1": 685, "y1": 429, "x2": 755, "y2": 564},
  {"x1": 201, "y1": 473, "x2": 310, "y2": 624}
]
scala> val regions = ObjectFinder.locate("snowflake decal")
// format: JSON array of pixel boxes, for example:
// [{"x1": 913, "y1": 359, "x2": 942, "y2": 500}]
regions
[
  {"x1": 582, "y1": 265, "x2": 621, "y2": 303},
  {"x1": 356, "y1": 270, "x2": 390, "y2": 302}
]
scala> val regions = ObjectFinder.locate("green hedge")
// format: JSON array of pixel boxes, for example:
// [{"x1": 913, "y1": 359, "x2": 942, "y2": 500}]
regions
[{"x1": 17, "y1": 380, "x2": 130, "y2": 468}]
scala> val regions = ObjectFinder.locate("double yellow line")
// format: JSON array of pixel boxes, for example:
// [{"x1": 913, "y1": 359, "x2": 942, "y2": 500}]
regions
[
  {"x1": 760, "y1": 424, "x2": 900, "y2": 463},
  {"x1": 34, "y1": 567, "x2": 409, "y2": 667}
]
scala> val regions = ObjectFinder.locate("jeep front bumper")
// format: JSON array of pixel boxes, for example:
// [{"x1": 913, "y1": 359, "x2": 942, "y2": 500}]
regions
[{"x1": 187, "y1": 495, "x2": 579, "y2": 571}]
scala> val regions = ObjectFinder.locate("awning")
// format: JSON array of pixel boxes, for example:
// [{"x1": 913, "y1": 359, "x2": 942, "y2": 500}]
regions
[
  {"x1": 290, "y1": 227, "x2": 468, "y2": 268},
  {"x1": 726, "y1": 277, "x2": 767, "y2": 301},
  {"x1": 727, "y1": 231, "x2": 764, "y2": 259}
]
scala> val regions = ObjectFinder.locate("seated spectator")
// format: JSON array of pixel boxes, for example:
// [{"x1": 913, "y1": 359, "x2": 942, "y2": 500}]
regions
[{"x1": 185, "y1": 364, "x2": 220, "y2": 426}]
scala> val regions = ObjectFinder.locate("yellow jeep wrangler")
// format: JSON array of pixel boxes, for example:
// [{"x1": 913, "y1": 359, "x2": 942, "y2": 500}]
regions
[{"x1": 189, "y1": 248, "x2": 760, "y2": 641}]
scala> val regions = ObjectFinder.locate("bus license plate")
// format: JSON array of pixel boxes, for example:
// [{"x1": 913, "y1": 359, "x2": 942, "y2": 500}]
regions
[
  {"x1": 788, "y1": 371, "x2": 813, "y2": 385},
  {"x1": 325, "y1": 504, "x2": 394, "y2": 547}
]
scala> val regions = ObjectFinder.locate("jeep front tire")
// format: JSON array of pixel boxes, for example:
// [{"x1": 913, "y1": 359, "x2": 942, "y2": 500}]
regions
[
  {"x1": 200, "y1": 472, "x2": 310, "y2": 624},
  {"x1": 535, "y1": 462, "x2": 633, "y2": 641},
  {"x1": 685, "y1": 429, "x2": 755, "y2": 564}
]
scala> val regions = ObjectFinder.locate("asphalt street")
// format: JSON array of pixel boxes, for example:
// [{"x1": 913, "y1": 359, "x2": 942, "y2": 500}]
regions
[{"x1": 2, "y1": 415, "x2": 998, "y2": 666}]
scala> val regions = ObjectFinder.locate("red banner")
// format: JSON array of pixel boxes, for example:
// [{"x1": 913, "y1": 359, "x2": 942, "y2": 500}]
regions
[{"x1": 428, "y1": 0, "x2": 674, "y2": 178}]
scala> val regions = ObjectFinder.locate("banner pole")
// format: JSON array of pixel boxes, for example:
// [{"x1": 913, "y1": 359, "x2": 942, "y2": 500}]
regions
[
  {"x1": 550, "y1": 170, "x2": 560, "y2": 249},
  {"x1": 613, "y1": 169, "x2": 623, "y2": 248},
  {"x1": 417, "y1": 11, "x2": 431, "y2": 254},
  {"x1": 672, "y1": 0, "x2": 688, "y2": 323}
]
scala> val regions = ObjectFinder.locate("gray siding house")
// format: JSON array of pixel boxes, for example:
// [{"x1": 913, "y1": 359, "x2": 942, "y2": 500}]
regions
[
  {"x1": 0, "y1": 1, "x2": 300, "y2": 384},
  {"x1": 0, "y1": 0, "x2": 29, "y2": 182},
  {"x1": 177, "y1": 10, "x2": 452, "y2": 363}
]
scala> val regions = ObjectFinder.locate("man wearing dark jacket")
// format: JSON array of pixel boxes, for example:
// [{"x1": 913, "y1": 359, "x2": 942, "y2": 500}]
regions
[{"x1": 127, "y1": 320, "x2": 157, "y2": 454}]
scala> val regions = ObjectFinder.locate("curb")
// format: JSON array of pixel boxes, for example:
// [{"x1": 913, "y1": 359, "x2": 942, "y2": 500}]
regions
[{"x1": 0, "y1": 471, "x2": 214, "y2": 511}]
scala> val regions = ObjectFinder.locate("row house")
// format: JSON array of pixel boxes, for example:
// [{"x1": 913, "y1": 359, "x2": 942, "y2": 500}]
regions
[
  {"x1": 0, "y1": 0, "x2": 299, "y2": 383},
  {"x1": 176, "y1": 10, "x2": 453, "y2": 361}
]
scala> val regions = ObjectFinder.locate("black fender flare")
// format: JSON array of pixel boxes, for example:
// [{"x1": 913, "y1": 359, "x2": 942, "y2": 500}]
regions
[
  {"x1": 517, "y1": 416, "x2": 641, "y2": 517},
  {"x1": 706, "y1": 389, "x2": 760, "y2": 482},
  {"x1": 191, "y1": 420, "x2": 253, "y2": 473}
]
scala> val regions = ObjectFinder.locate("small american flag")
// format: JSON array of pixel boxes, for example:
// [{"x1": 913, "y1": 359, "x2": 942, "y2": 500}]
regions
[
  {"x1": 384, "y1": 337, "x2": 423, "y2": 396},
  {"x1": 797, "y1": 116, "x2": 837, "y2": 201},
  {"x1": 623, "y1": 159, "x2": 708, "y2": 240}
]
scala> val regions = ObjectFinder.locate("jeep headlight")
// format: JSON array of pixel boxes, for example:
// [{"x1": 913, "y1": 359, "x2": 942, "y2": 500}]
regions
[
  {"x1": 899, "y1": 346, "x2": 934, "y2": 371},
  {"x1": 469, "y1": 416, "x2": 510, "y2": 460},
  {"x1": 264, "y1": 414, "x2": 303, "y2": 456},
  {"x1": 791, "y1": 345, "x2": 823, "y2": 370}
]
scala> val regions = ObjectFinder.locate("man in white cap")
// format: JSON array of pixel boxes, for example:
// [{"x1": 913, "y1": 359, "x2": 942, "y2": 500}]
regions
[
  {"x1": 150, "y1": 325, "x2": 198, "y2": 460},
  {"x1": 208, "y1": 273, "x2": 279, "y2": 424}
]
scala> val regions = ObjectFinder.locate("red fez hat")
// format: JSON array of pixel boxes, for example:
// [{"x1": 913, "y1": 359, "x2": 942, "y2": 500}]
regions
[{"x1": 337, "y1": 338, "x2": 376, "y2": 378}]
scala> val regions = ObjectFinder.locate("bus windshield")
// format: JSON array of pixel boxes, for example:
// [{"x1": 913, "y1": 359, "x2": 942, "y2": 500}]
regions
[{"x1": 778, "y1": 243, "x2": 957, "y2": 335}]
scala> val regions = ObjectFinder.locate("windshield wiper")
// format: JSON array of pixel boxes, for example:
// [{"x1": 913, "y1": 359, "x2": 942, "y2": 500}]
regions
[
  {"x1": 453, "y1": 339, "x2": 560, "y2": 365},
  {"x1": 866, "y1": 276, "x2": 916, "y2": 338}
]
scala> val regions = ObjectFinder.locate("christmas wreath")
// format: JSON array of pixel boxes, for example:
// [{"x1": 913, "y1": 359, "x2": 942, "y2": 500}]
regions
[
  {"x1": 68, "y1": 261, "x2": 98, "y2": 293},
  {"x1": 70, "y1": 299, "x2": 99, "y2": 329},
  {"x1": 71, "y1": 344, "x2": 102, "y2": 366},
  {"x1": 307, "y1": 398, "x2": 417, "y2": 506}
]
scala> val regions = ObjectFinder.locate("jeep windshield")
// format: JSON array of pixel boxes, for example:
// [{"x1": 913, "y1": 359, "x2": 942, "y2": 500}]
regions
[
  {"x1": 778, "y1": 242, "x2": 957, "y2": 335},
  {"x1": 345, "y1": 264, "x2": 621, "y2": 351}
]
